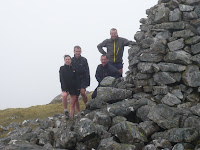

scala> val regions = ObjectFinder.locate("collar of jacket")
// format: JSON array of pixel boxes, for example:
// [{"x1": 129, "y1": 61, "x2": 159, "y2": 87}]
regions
[
  {"x1": 74, "y1": 55, "x2": 82, "y2": 60},
  {"x1": 64, "y1": 64, "x2": 72, "y2": 68},
  {"x1": 110, "y1": 36, "x2": 119, "y2": 42},
  {"x1": 102, "y1": 63, "x2": 108, "y2": 68}
]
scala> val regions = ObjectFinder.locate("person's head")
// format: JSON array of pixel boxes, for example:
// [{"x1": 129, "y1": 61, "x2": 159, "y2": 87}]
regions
[
  {"x1": 64, "y1": 55, "x2": 71, "y2": 65},
  {"x1": 110, "y1": 28, "x2": 118, "y2": 40},
  {"x1": 74, "y1": 45, "x2": 82, "y2": 58},
  {"x1": 101, "y1": 54, "x2": 108, "y2": 66}
]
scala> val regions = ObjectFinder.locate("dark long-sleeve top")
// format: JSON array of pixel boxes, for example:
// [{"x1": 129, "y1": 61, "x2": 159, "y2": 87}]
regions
[
  {"x1": 95, "y1": 63, "x2": 121, "y2": 83},
  {"x1": 59, "y1": 64, "x2": 80, "y2": 92},
  {"x1": 97, "y1": 36, "x2": 134, "y2": 63},
  {"x1": 71, "y1": 55, "x2": 90, "y2": 86}
]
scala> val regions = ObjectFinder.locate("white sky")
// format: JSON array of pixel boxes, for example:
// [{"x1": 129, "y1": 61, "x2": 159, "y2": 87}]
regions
[{"x1": 0, "y1": 0, "x2": 158, "y2": 110}]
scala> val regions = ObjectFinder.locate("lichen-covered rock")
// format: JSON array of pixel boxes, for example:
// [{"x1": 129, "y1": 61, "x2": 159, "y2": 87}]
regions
[
  {"x1": 167, "y1": 38, "x2": 184, "y2": 51},
  {"x1": 191, "y1": 42, "x2": 200, "y2": 54},
  {"x1": 164, "y1": 50, "x2": 192, "y2": 65},
  {"x1": 169, "y1": 8, "x2": 182, "y2": 22},
  {"x1": 182, "y1": 65, "x2": 200, "y2": 87},
  {"x1": 139, "y1": 121, "x2": 160, "y2": 137},
  {"x1": 147, "y1": 104, "x2": 180, "y2": 129},
  {"x1": 152, "y1": 128, "x2": 198, "y2": 143},
  {"x1": 157, "y1": 63, "x2": 186, "y2": 72},
  {"x1": 100, "y1": 76, "x2": 116, "y2": 87},
  {"x1": 109, "y1": 121, "x2": 148, "y2": 144},
  {"x1": 161, "y1": 93, "x2": 181, "y2": 106},
  {"x1": 96, "y1": 87, "x2": 132, "y2": 103},
  {"x1": 153, "y1": 72, "x2": 176, "y2": 85},
  {"x1": 107, "y1": 98, "x2": 147, "y2": 117}
]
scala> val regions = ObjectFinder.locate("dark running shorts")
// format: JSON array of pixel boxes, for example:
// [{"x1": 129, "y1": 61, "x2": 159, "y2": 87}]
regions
[
  {"x1": 80, "y1": 79, "x2": 87, "y2": 89},
  {"x1": 68, "y1": 89, "x2": 80, "y2": 96},
  {"x1": 108, "y1": 62, "x2": 123, "y2": 70}
]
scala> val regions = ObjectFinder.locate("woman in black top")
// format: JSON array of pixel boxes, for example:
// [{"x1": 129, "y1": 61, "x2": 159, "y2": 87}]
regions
[{"x1": 59, "y1": 55, "x2": 80, "y2": 119}]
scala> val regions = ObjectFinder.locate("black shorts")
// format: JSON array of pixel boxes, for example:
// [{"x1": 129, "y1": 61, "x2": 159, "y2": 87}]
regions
[
  {"x1": 108, "y1": 62, "x2": 123, "y2": 70},
  {"x1": 68, "y1": 89, "x2": 80, "y2": 96},
  {"x1": 80, "y1": 79, "x2": 87, "y2": 89}
]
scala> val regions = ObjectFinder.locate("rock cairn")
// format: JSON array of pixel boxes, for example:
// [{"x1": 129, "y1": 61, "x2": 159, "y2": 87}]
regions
[{"x1": 1, "y1": 0, "x2": 200, "y2": 149}]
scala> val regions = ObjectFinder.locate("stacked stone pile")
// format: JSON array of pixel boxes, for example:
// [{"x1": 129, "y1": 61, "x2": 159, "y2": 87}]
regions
[{"x1": 127, "y1": 0, "x2": 200, "y2": 106}]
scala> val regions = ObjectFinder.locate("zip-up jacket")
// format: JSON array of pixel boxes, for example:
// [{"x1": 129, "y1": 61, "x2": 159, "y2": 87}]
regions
[
  {"x1": 72, "y1": 56, "x2": 90, "y2": 86},
  {"x1": 95, "y1": 63, "x2": 121, "y2": 83},
  {"x1": 59, "y1": 64, "x2": 80, "y2": 92},
  {"x1": 97, "y1": 37, "x2": 134, "y2": 63}
]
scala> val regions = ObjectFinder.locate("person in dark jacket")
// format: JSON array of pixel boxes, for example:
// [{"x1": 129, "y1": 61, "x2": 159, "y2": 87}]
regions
[
  {"x1": 72, "y1": 46, "x2": 90, "y2": 106},
  {"x1": 91, "y1": 54, "x2": 121, "y2": 99},
  {"x1": 97, "y1": 28, "x2": 136, "y2": 75},
  {"x1": 59, "y1": 55, "x2": 80, "y2": 119}
]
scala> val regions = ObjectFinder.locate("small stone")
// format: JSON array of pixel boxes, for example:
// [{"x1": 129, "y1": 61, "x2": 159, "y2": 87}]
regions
[
  {"x1": 157, "y1": 62, "x2": 186, "y2": 72},
  {"x1": 185, "y1": 36, "x2": 200, "y2": 45},
  {"x1": 191, "y1": 42, "x2": 200, "y2": 54},
  {"x1": 153, "y1": 86, "x2": 168, "y2": 95},
  {"x1": 169, "y1": 8, "x2": 182, "y2": 22},
  {"x1": 164, "y1": 50, "x2": 192, "y2": 65},
  {"x1": 154, "y1": 4, "x2": 170, "y2": 23},
  {"x1": 167, "y1": 38, "x2": 184, "y2": 51},
  {"x1": 153, "y1": 72, "x2": 176, "y2": 85},
  {"x1": 161, "y1": 93, "x2": 182, "y2": 106},
  {"x1": 100, "y1": 76, "x2": 116, "y2": 87},
  {"x1": 182, "y1": 65, "x2": 200, "y2": 87},
  {"x1": 173, "y1": 30, "x2": 195, "y2": 39},
  {"x1": 179, "y1": 4, "x2": 194, "y2": 11},
  {"x1": 183, "y1": 12, "x2": 198, "y2": 21}
]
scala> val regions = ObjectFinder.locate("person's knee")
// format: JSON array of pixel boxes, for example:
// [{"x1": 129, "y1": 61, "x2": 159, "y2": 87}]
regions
[
  {"x1": 81, "y1": 90, "x2": 86, "y2": 96},
  {"x1": 62, "y1": 92, "x2": 68, "y2": 99}
]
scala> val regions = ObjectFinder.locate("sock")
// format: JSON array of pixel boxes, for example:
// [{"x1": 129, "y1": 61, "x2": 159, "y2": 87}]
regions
[{"x1": 64, "y1": 109, "x2": 68, "y2": 112}]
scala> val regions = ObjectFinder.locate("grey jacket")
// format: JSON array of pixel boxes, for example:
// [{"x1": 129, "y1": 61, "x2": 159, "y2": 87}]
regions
[{"x1": 97, "y1": 37, "x2": 134, "y2": 63}]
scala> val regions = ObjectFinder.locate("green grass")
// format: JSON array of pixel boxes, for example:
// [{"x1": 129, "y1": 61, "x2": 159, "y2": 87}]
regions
[{"x1": 0, "y1": 92, "x2": 93, "y2": 127}]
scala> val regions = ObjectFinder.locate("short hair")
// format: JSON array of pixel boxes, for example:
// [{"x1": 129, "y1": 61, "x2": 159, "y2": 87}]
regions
[
  {"x1": 64, "y1": 55, "x2": 71, "y2": 60},
  {"x1": 101, "y1": 54, "x2": 108, "y2": 59},
  {"x1": 74, "y1": 45, "x2": 81, "y2": 51},
  {"x1": 110, "y1": 28, "x2": 117, "y2": 32}
]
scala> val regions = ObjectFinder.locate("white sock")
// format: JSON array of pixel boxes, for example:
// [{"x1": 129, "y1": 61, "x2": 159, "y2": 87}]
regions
[{"x1": 64, "y1": 109, "x2": 68, "y2": 112}]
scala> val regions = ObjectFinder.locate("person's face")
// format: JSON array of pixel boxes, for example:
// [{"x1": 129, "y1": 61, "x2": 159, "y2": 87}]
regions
[
  {"x1": 110, "y1": 30, "x2": 118, "y2": 40},
  {"x1": 74, "y1": 48, "x2": 82, "y2": 58},
  {"x1": 64, "y1": 56, "x2": 71, "y2": 65},
  {"x1": 101, "y1": 56, "x2": 108, "y2": 66}
]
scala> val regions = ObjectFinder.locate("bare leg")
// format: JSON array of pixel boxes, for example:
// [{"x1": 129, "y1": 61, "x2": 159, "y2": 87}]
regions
[
  {"x1": 62, "y1": 91, "x2": 69, "y2": 110},
  {"x1": 75, "y1": 96, "x2": 80, "y2": 112},
  {"x1": 81, "y1": 88, "x2": 88, "y2": 105},
  {"x1": 70, "y1": 95, "x2": 77, "y2": 118}
]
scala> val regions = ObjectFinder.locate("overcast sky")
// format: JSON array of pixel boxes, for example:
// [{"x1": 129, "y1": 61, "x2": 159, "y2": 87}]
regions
[{"x1": 0, "y1": 0, "x2": 158, "y2": 110}]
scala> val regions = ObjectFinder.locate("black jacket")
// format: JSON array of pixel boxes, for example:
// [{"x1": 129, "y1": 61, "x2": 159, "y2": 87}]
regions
[
  {"x1": 59, "y1": 64, "x2": 80, "y2": 92},
  {"x1": 97, "y1": 37, "x2": 134, "y2": 63},
  {"x1": 72, "y1": 56, "x2": 90, "y2": 86},
  {"x1": 95, "y1": 63, "x2": 121, "y2": 83}
]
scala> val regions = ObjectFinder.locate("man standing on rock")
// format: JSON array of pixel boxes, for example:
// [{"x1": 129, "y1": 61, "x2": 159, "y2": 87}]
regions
[
  {"x1": 72, "y1": 46, "x2": 90, "y2": 105},
  {"x1": 97, "y1": 28, "x2": 135, "y2": 75},
  {"x1": 91, "y1": 54, "x2": 121, "y2": 99}
]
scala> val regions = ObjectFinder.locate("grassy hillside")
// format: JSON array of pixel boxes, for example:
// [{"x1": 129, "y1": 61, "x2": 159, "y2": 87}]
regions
[{"x1": 0, "y1": 92, "x2": 93, "y2": 127}]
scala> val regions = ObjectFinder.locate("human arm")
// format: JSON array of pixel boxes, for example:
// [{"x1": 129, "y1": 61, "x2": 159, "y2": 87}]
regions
[
  {"x1": 85, "y1": 59, "x2": 90, "y2": 86},
  {"x1": 95, "y1": 65, "x2": 102, "y2": 83},
  {"x1": 97, "y1": 39, "x2": 108, "y2": 55},
  {"x1": 59, "y1": 67, "x2": 68, "y2": 92},
  {"x1": 122, "y1": 38, "x2": 136, "y2": 46}
]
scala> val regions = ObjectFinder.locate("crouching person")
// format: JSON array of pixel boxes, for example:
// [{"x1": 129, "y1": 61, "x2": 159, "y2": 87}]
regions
[
  {"x1": 91, "y1": 54, "x2": 121, "y2": 99},
  {"x1": 59, "y1": 55, "x2": 80, "y2": 119}
]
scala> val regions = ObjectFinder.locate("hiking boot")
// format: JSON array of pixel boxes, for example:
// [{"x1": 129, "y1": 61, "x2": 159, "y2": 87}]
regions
[{"x1": 64, "y1": 111, "x2": 69, "y2": 120}]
